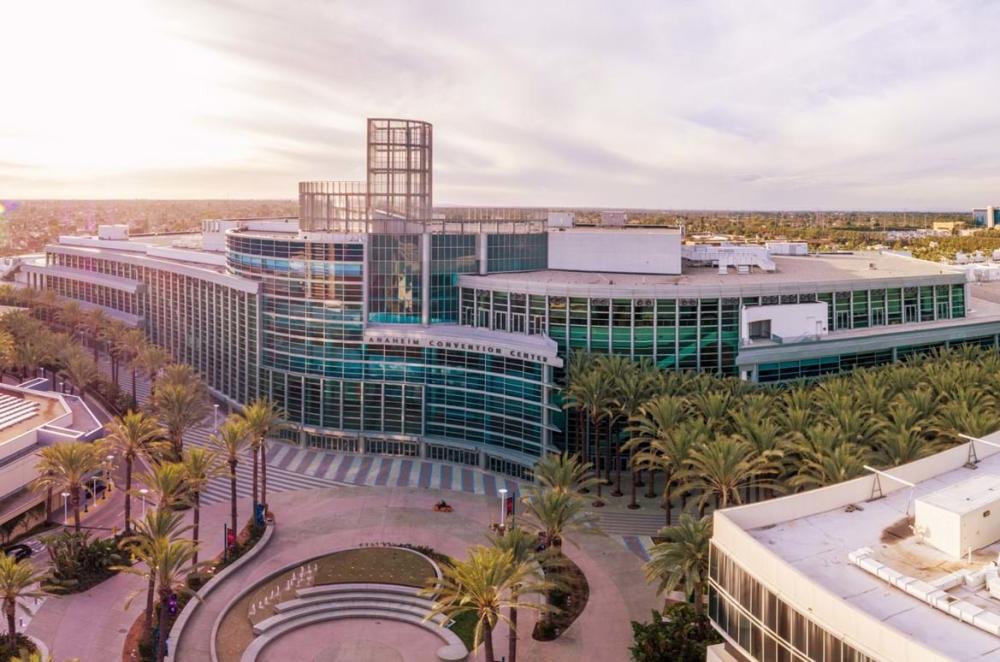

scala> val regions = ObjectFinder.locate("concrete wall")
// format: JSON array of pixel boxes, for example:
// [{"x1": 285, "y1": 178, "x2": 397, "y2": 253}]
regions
[
  {"x1": 547, "y1": 229, "x2": 681, "y2": 274},
  {"x1": 713, "y1": 515, "x2": 952, "y2": 662},
  {"x1": 739, "y1": 302, "x2": 828, "y2": 343}
]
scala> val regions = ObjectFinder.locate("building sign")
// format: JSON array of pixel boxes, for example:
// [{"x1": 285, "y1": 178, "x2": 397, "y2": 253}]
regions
[{"x1": 364, "y1": 330, "x2": 562, "y2": 367}]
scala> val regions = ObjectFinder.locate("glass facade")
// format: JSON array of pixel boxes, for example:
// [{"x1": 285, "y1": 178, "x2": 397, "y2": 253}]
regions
[
  {"x1": 755, "y1": 333, "x2": 999, "y2": 383},
  {"x1": 430, "y1": 234, "x2": 478, "y2": 323},
  {"x1": 368, "y1": 234, "x2": 422, "y2": 323},
  {"x1": 486, "y1": 233, "x2": 548, "y2": 273},
  {"x1": 460, "y1": 284, "x2": 969, "y2": 377},
  {"x1": 709, "y1": 543, "x2": 879, "y2": 662}
]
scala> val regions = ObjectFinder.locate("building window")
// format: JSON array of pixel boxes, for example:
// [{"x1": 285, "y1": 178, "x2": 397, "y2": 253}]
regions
[{"x1": 748, "y1": 320, "x2": 771, "y2": 340}]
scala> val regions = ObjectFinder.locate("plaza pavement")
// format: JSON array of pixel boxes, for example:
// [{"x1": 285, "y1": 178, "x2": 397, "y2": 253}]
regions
[{"x1": 171, "y1": 482, "x2": 662, "y2": 662}]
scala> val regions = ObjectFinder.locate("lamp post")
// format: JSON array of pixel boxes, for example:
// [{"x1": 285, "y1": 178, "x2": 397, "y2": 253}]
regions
[
  {"x1": 498, "y1": 488, "x2": 508, "y2": 531},
  {"x1": 105, "y1": 454, "x2": 114, "y2": 498},
  {"x1": 60, "y1": 491, "x2": 69, "y2": 525},
  {"x1": 214, "y1": 403, "x2": 220, "y2": 431},
  {"x1": 139, "y1": 488, "x2": 149, "y2": 517}
]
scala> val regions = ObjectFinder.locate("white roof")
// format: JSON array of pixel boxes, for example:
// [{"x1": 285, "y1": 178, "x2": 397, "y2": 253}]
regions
[{"x1": 917, "y1": 474, "x2": 1000, "y2": 515}]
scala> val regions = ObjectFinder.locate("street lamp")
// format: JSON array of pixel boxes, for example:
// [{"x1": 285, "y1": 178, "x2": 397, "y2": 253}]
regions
[
  {"x1": 214, "y1": 403, "x2": 220, "y2": 431},
  {"x1": 60, "y1": 491, "x2": 69, "y2": 525},
  {"x1": 105, "y1": 454, "x2": 114, "y2": 498},
  {"x1": 139, "y1": 488, "x2": 149, "y2": 517},
  {"x1": 498, "y1": 488, "x2": 508, "y2": 530}
]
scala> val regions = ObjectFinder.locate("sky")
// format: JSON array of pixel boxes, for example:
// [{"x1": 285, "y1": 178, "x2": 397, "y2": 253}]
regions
[{"x1": 2, "y1": 0, "x2": 1000, "y2": 210}]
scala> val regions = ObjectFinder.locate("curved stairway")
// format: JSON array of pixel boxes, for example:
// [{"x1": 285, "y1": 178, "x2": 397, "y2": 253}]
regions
[{"x1": 241, "y1": 582, "x2": 468, "y2": 662}]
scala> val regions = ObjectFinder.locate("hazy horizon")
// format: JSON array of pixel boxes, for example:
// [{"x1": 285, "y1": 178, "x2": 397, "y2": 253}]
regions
[{"x1": 3, "y1": 1, "x2": 1000, "y2": 211}]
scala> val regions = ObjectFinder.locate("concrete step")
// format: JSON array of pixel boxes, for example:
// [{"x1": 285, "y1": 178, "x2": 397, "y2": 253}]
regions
[
  {"x1": 242, "y1": 608, "x2": 467, "y2": 662},
  {"x1": 254, "y1": 599, "x2": 448, "y2": 635},
  {"x1": 274, "y1": 591, "x2": 436, "y2": 614}
]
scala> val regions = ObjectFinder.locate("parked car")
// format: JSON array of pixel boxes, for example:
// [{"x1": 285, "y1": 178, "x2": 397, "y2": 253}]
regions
[{"x1": 3, "y1": 544, "x2": 31, "y2": 561}]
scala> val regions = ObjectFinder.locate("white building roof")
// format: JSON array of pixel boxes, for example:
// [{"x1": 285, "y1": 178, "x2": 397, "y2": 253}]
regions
[
  {"x1": 716, "y1": 433, "x2": 1000, "y2": 661},
  {"x1": 918, "y1": 474, "x2": 1000, "y2": 516}
]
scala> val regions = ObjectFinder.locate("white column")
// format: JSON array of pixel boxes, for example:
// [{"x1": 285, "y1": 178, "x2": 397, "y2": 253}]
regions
[{"x1": 421, "y1": 232, "x2": 431, "y2": 327}]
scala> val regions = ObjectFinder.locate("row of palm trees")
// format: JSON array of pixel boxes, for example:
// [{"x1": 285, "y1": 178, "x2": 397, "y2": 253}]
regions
[
  {"x1": 427, "y1": 453, "x2": 599, "y2": 662},
  {"x1": 0, "y1": 287, "x2": 177, "y2": 408},
  {"x1": 564, "y1": 345, "x2": 1000, "y2": 525},
  {"x1": 24, "y1": 395, "x2": 282, "y2": 662}
]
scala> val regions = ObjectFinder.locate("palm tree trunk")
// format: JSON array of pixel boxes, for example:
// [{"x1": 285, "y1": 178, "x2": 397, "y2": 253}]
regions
[
  {"x1": 593, "y1": 417, "x2": 601, "y2": 499},
  {"x1": 628, "y1": 467, "x2": 639, "y2": 509},
  {"x1": 156, "y1": 587, "x2": 169, "y2": 662},
  {"x1": 645, "y1": 468, "x2": 656, "y2": 499},
  {"x1": 483, "y1": 620, "x2": 495, "y2": 662},
  {"x1": 5, "y1": 598, "x2": 15, "y2": 653},
  {"x1": 251, "y1": 446, "x2": 259, "y2": 508},
  {"x1": 192, "y1": 491, "x2": 201, "y2": 566},
  {"x1": 261, "y1": 442, "x2": 268, "y2": 510},
  {"x1": 144, "y1": 573, "x2": 155, "y2": 634},
  {"x1": 693, "y1": 581, "x2": 706, "y2": 616},
  {"x1": 508, "y1": 601, "x2": 518, "y2": 662},
  {"x1": 663, "y1": 481, "x2": 671, "y2": 526},
  {"x1": 612, "y1": 436, "x2": 623, "y2": 497},
  {"x1": 229, "y1": 460, "x2": 238, "y2": 550},
  {"x1": 72, "y1": 486, "x2": 81, "y2": 532},
  {"x1": 131, "y1": 367, "x2": 137, "y2": 403},
  {"x1": 124, "y1": 456, "x2": 133, "y2": 534},
  {"x1": 45, "y1": 486, "x2": 53, "y2": 523},
  {"x1": 604, "y1": 419, "x2": 613, "y2": 483}
]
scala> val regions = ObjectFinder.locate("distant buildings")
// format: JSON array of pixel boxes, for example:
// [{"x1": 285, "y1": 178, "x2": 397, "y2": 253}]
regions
[{"x1": 972, "y1": 206, "x2": 1000, "y2": 228}]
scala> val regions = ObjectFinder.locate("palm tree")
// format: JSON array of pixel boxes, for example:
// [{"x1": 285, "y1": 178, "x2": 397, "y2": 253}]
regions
[
  {"x1": 632, "y1": 429, "x2": 695, "y2": 526},
  {"x1": 151, "y1": 381, "x2": 210, "y2": 457},
  {"x1": 532, "y1": 452, "x2": 599, "y2": 494},
  {"x1": 83, "y1": 308, "x2": 108, "y2": 362},
  {"x1": 119, "y1": 509, "x2": 189, "y2": 637},
  {"x1": 133, "y1": 345, "x2": 171, "y2": 397},
  {"x1": 103, "y1": 411, "x2": 167, "y2": 535},
  {"x1": 563, "y1": 369, "x2": 613, "y2": 505},
  {"x1": 626, "y1": 394, "x2": 687, "y2": 506},
  {"x1": 676, "y1": 437, "x2": 782, "y2": 514},
  {"x1": 422, "y1": 545, "x2": 553, "y2": 662},
  {"x1": 60, "y1": 349, "x2": 98, "y2": 398},
  {"x1": 157, "y1": 363, "x2": 200, "y2": 390},
  {"x1": 117, "y1": 329, "x2": 147, "y2": 402},
  {"x1": 31, "y1": 441, "x2": 105, "y2": 532},
  {"x1": 136, "y1": 462, "x2": 189, "y2": 512},
  {"x1": 520, "y1": 488, "x2": 599, "y2": 554},
  {"x1": 240, "y1": 397, "x2": 285, "y2": 510},
  {"x1": 608, "y1": 361, "x2": 657, "y2": 497},
  {"x1": 644, "y1": 514, "x2": 712, "y2": 614},
  {"x1": 0, "y1": 329, "x2": 14, "y2": 381},
  {"x1": 790, "y1": 442, "x2": 870, "y2": 491},
  {"x1": 488, "y1": 526, "x2": 545, "y2": 662},
  {"x1": 209, "y1": 416, "x2": 250, "y2": 546},
  {"x1": 101, "y1": 321, "x2": 129, "y2": 388},
  {"x1": 56, "y1": 301, "x2": 84, "y2": 339},
  {"x1": 151, "y1": 538, "x2": 199, "y2": 662},
  {"x1": 0, "y1": 554, "x2": 47, "y2": 655},
  {"x1": 180, "y1": 447, "x2": 222, "y2": 565}
]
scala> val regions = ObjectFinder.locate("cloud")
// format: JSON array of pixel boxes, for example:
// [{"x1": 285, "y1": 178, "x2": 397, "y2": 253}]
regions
[{"x1": 2, "y1": 0, "x2": 1000, "y2": 209}]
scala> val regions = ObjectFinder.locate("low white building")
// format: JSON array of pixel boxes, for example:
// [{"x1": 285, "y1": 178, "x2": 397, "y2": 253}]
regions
[{"x1": 709, "y1": 432, "x2": 1000, "y2": 662}]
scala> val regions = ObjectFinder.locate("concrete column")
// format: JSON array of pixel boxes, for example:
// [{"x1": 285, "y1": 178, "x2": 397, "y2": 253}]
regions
[
  {"x1": 421, "y1": 233, "x2": 431, "y2": 326},
  {"x1": 477, "y1": 232, "x2": 488, "y2": 275}
]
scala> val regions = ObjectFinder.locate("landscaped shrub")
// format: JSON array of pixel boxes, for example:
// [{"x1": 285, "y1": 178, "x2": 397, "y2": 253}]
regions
[
  {"x1": 0, "y1": 634, "x2": 37, "y2": 661},
  {"x1": 629, "y1": 604, "x2": 720, "y2": 662},
  {"x1": 41, "y1": 530, "x2": 124, "y2": 593}
]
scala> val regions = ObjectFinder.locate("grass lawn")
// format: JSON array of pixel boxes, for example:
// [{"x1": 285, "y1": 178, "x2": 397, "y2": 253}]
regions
[{"x1": 313, "y1": 547, "x2": 433, "y2": 587}]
